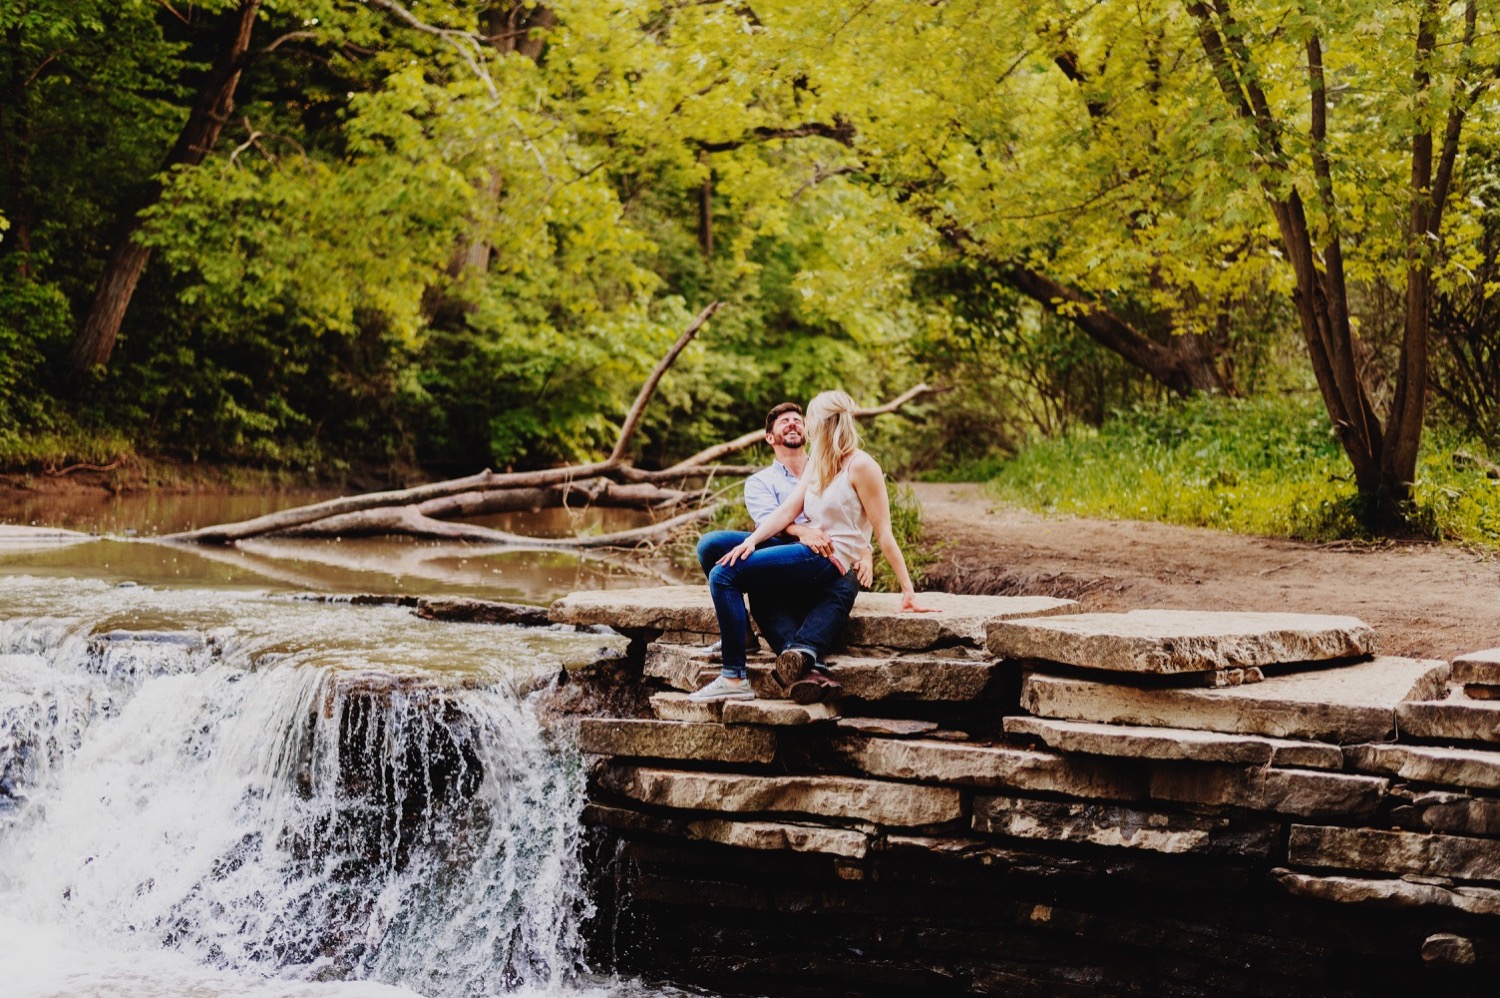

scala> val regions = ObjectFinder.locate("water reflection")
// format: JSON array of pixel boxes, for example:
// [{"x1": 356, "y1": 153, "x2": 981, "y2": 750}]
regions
[{"x1": 0, "y1": 492, "x2": 695, "y2": 603}]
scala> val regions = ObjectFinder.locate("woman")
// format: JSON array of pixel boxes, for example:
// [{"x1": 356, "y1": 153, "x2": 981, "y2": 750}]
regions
[{"x1": 690, "y1": 390, "x2": 936, "y2": 704}]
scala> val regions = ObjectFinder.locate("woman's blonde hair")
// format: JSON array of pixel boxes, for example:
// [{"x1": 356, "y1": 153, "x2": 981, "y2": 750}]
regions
[{"x1": 805, "y1": 390, "x2": 860, "y2": 493}]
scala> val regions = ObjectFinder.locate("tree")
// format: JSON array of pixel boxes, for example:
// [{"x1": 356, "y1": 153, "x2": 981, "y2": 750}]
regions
[
  {"x1": 67, "y1": 0, "x2": 262, "y2": 382},
  {"x1": 1183, "y1": 0, "x2": 1497, "y2": 525}
]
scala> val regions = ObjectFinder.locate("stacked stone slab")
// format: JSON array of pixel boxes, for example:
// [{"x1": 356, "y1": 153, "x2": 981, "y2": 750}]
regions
[{"x1": 554, "y1": 588, "x2": 1500, "y2": 988}]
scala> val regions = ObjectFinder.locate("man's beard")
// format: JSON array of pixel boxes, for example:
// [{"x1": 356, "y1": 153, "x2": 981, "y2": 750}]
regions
[{"x1": 779, "y1": 434, "x2": 805, "y2": 449}]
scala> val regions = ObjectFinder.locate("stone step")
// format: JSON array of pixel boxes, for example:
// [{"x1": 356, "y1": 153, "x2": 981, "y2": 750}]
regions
[
  {"x1": 649, "y1": 691, "x2": 837, "y2": 726},
  {"x1": 1003, "y1": 715, "x2": 1344, "y2": 769},
  {"x1": 836, "y1": 717, "x2": 940, "y2": 738},
  {"x1": 1288, "y1": 824, "x2": 1500, "y2": 883},
  {"x1": 551, "y1": 586, "x2": 1076, "y2": 649},
  {"x1": 594, "y1": 763, "x2": 963, "y2": 827},
  {"x1": 972, "y1": 795, "x2": 1275, "y2": 857},
  {"x1": 1273, "y1": 868, "x2": 1500, "y2": 917},
  {"x1": 1452, "y1": 648, "x2": 1500, "y2": 686},
  {"x1": 645, "y1": 641, "x2": 998, "y2": 702},
  {"x1": 988, "y1": 609, "x2": 1375, "y2": 675},
  {"x1": 1389, "y1": 789, "x2": 1500, "y2": 836},
  {"x1": 577, "y1": 717, "x2": 776, "y2": 763},
  {"x1": 1345, "y1": 742, "x2": 1500, "y2": 791},
  {"x1": 1020, "y1": 656, "x2": 1448, "y2": 743},
  {"x1": 583, "y1": 802, "x2": 870, "y2": 858},
  {"x1": 829, "y1": 733, "x2": 1146, "y2": 799},
  {"x1": 1396, "y1": 697, "x2": 1500, "y2": 743},
  {"x1": 1147, "y1": 763, "x2": 1386, "y2": 820}
]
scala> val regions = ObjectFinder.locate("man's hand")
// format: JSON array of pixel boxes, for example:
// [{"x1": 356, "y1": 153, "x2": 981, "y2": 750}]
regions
[
  {"x1": 856, "y1": 551, "x2": 874, "y2": 588},
  {"x1": 786, "y1": 523, "x2": 834, "y2": 558}
]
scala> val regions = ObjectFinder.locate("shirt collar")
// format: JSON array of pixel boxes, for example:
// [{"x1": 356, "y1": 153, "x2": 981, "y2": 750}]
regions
[{"x1": 771, "y1": 459, "x2": 799, "y2": 480}]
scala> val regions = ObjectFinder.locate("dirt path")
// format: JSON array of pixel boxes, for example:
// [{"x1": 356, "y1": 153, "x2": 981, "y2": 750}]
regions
[{"x1": 913, "y1": 482, "x2": 1500, "y2": 661}]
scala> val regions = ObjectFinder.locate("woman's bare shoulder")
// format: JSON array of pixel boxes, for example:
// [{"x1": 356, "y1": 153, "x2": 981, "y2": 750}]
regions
[{"x1": 847, "y1": 450, "x2": 882, "y2": 479}]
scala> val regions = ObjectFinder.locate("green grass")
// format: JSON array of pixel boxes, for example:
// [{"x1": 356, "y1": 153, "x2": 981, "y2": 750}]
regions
[{"x1": 986, "y1": 393, "x2": 1500, "y2": 546}]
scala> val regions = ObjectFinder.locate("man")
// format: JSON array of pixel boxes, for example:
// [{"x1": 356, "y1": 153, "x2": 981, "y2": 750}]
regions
[{"x1": 692, "y1": 402, "x2": 869, "y2": 699}]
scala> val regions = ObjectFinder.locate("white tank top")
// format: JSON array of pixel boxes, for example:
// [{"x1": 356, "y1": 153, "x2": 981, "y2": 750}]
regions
[{"x1": 803, "y1": 464, "x2": 872, "y2": 573}]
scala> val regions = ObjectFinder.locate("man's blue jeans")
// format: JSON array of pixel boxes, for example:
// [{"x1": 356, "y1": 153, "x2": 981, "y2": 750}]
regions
[{"x1": 697, "y1": 530, "x2": 860, "y2": 680}]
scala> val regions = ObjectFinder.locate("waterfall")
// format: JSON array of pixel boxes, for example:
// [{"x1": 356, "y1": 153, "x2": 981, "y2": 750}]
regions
[{"x1": 0, "y1": 576, "x2": 652, "y2": 998}]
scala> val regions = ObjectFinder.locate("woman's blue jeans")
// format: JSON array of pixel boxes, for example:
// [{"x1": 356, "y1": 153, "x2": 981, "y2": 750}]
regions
[{"x1": 703, "y1": 534, "x2": 855, "y2": 679}]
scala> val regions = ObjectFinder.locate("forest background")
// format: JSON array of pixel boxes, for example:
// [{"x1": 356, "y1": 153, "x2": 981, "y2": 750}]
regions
[{"x1": 3, "y1": 0, "x2": 1500, "y2": 543}]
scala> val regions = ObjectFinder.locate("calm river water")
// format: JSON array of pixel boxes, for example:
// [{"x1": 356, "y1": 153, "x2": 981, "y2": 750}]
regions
[{"x1": 0, "y1": 491, "x2": 706, "y2": 998}]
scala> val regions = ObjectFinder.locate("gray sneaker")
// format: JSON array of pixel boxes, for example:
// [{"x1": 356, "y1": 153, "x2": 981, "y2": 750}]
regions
[
  {"x1": 773, "y1": 647, "x2": 815, "y2": 688},
  {"x1": 687, "y1": 640, "x2": 722, "y2": 661},
  {"x1": 688, "y1": 675, "x2": 755, "y2": 702}
]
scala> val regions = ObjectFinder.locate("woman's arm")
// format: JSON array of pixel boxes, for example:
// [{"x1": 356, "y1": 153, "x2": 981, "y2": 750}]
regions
[
  {"x1": 848, "y1": 452, "x2": 937, "y2": 612},
  {"x1": 717, "y1": 480, "x2": 809, "y2": 566}
]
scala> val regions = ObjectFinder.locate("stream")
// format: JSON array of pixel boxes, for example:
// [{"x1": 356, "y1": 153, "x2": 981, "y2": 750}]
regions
[{"x1": 0, "y1": 492, "x2": 701, "y2": 998}]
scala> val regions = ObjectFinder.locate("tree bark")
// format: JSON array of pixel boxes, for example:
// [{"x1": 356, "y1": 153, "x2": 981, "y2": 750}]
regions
[
  {"x1": 1186, "y1": 1, "x2": 1472, "y2": 528},
  {"x1": 999, "y1": 264, "x2": 1228, "y2": 395},
  {"x1": 67, "y1": 0, "x2": 262, "y2": 381}
]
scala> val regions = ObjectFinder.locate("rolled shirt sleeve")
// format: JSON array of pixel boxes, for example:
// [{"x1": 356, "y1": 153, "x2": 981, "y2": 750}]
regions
[
  {"x1": 743, "y1": 471, "x2": 780, "y2": 527},
  {"x1": 744, "y1": 462, "x2": 811, "y2": 528}
]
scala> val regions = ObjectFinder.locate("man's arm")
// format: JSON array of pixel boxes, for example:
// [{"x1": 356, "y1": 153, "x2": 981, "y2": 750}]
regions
[
  {"x1": 743, "y1": 473, "x2": 780, "y2": 527},
  {"x1": 745, "y1": 471, "x2": 832, "y2": 556}
]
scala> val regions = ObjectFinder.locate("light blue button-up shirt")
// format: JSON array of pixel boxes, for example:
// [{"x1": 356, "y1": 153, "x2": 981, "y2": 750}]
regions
[{"x1": 743, "y1": 460, "x2": 811, "y2": 527}]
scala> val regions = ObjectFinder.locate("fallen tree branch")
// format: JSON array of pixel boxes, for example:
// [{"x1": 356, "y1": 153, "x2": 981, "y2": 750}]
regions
[
  {"x1": 157, "y1": 302, "x2": 935, "y2": 551},
  {"x1": 609, "y1": 302, "x2": 723, "y2": 463},
  {"x1": 666, "y1": 382, "x2": 939, "y2": 470}
]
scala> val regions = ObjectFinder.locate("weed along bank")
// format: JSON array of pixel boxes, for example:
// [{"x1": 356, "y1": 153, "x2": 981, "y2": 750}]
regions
[{"x1": 554, "y1": 586, "x2": 1500, "y2": 994}]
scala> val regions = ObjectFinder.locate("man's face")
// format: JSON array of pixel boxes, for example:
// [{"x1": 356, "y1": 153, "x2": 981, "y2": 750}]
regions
[{"x1": 768, "y1": 411, "x2": 805, "y2": 449}]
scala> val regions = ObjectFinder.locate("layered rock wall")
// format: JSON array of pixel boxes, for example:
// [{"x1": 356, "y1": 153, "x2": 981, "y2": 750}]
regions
[{"x1": 554, "y1": 588, "x2": 1500, "y2": 995}]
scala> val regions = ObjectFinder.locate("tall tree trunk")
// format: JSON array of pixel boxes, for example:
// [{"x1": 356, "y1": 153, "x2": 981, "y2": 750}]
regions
[
  {"x1": 1186, "y1": 1, "x2": 1473, "y2": 530},
  {"x1": 1380, "y1": 0, "x2": 1441, "y2": 524},
  {"x1": 2, "y1": 27, "x2": 34, "y2": 277},
  {"x1": 67, "y1": 0, "x2": 261, "y2": 382}
]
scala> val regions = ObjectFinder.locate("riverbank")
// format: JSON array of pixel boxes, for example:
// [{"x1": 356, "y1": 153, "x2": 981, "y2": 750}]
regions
[{"x1": 915, "y1": 483, "x2": 1500, "y2": 661}]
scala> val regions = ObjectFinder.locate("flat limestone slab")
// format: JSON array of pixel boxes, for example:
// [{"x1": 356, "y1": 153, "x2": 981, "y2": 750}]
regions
[
  {"x1": 582, "y1": 803, "x2": 869, "y2": 858},
  {"x1": 577, "y1": 718, "x2": 775, "y2": 763},
  {"x1": 1345, "y1": 743, "x2": 1500, "y2": 791},
  {"x1": 1452, "y1": 648, "x2": 1500, "y2": 686},
  {"x1": 645, "y1": 642, "x2": 997, "y2": 701},
  {"x1": 595, "y1": 763, "x2": 963, "y2": 827},
  {"x1": 972, "y1": 796, "x2": 1274, "y2": 857},
  {"x1": 648, "y1": 692, "x2": 836, "y2": 726},
  {"x1": 837, "y1": 717, "x2": 940, "y2": 738},
  {"x1": 830, "y1": 734, "x2": 1146, "y2": 799},
  {"x1": 650, "y1": 692, "x2": 725, "y2": 723},
  {"x1": 1391, "y1": 790, "x2": 1500, "y2": 836},
  {"x1": 1288, "y1": 824, "x2": 1500, "y2": 882},
  {"x1": 1020, "y1": 656, "x2": 1448, "y2": 742},
  {"x1": 1147, "y1": 763, "x2": 1386, "y2": 819},
  {"x1": 1396, "y1": 698, "x2": 1500, "y2": 743},
  {"x1": 1273, "y1": 869, "x2": 1500, "y2": 917},
  {"x1": 723, "y1": 699, "x2": 838, "y2": 726},
  {"x1": 551, "y1": 586, "x2": 1076, "y2": 649},
  {"x1": 1003, "y1": 715, "x2": 1343, "y2": 770},
  {"x1": 988, "y1": 609, "x2": 1375, "y2": 674}
]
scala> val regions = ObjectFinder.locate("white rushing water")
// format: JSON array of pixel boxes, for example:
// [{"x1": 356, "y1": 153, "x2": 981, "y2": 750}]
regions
[{"x1": 0, "y1": 576, "x2": 671, "y2": 998}]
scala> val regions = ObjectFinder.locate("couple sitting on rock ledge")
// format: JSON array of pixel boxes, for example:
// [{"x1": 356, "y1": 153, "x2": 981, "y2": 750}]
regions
[{"x1": 691, "y1": 390, "x2": 936, "y2": 704}]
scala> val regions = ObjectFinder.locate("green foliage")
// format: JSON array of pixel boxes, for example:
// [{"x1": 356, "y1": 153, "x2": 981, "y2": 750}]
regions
[
  {"x1": 988, "y1": 395, "x2": 1500, "y2": 546},
  {"x1": 871, "y1": 481, "x2": 932, "y2": 593}
]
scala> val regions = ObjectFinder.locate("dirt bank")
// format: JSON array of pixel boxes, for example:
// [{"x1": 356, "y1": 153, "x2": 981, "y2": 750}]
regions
[{"x1": 914, "y1": 482, "x2": 1500, "y2": 661}]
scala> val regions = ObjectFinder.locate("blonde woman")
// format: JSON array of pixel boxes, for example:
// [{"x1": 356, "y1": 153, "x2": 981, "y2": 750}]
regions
[{"x1": 690, "y1": 390, "x2": 936, "y2": 704}]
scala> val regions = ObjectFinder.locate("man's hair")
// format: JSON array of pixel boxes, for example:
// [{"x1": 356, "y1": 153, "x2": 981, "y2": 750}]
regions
[{"x1": 764, "y1": 402, "x2": 804, "y2": 435}]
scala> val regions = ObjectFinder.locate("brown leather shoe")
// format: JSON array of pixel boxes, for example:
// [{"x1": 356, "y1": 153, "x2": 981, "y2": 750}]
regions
[
  {"x1": 789, "y1": 666, "x2": 842, "y2": 705},
  {"x1": 773, "y1": 647, "x2": 815, "y2": 687}
]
